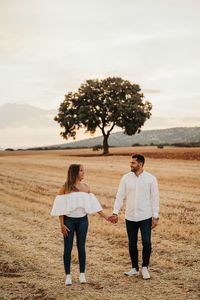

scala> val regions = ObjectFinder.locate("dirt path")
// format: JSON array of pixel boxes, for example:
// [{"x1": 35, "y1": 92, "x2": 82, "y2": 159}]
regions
[{"x1": 0, "y1": 153, "x2": 200, "y2": 299}]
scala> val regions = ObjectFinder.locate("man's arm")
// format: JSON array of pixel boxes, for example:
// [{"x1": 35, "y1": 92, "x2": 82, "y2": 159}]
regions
[
  {"x1": 150, "y1": 177, "x2": 160, "y2": 228},
  {"x1": 113, "y1": 176, "x2": 126, "y2": 215},
  {"x1": 108, "y1": 176, "x2": 126, "y2": 223}
]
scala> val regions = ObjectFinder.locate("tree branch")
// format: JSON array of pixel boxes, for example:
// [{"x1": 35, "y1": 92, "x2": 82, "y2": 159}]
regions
[
  {"x1": 107, "y1": 122, "x2": 116, "y2": 135},
  {"x1": 97, "y1": 124, "x2": 103, "y2": 131}
]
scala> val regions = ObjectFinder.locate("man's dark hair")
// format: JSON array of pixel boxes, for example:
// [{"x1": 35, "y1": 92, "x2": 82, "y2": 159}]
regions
[{"x1": 132, "y1": 154, "x2": 145, "y2": 165}]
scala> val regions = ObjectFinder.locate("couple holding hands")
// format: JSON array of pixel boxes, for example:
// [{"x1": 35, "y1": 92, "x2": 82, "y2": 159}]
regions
[{"x1": 51, "y1": 154, "x2": 160, "y2": 286}]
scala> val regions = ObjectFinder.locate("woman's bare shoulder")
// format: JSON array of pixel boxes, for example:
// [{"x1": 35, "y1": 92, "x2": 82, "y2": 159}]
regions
[
  {"x1": 81, "y1": 182, "x2": 90, "y2": 193},
  {"x1": 57, "y1": 184, "x2": 67, "y2": 195}
]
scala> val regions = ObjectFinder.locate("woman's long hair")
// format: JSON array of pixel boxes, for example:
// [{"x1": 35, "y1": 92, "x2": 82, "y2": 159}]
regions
[{"x1": 65, "y1": 164, "x2": 81, "y2": 192}]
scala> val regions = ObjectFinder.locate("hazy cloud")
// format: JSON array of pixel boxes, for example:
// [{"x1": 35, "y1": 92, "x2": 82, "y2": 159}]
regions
[
  {"x1": 0, "y1": 0, "x2": 200, "y2": 146},
  {"x1": 0, "y1": 103, "x2": 57, "y2": 128},
  {"x1": 0, "y1": 103, "x2": 199, "y2": 149}
]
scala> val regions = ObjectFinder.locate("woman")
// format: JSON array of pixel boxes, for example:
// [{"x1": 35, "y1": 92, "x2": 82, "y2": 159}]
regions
[{"x1": 51, "y1": 164, "x2": 109, "y2": 286}]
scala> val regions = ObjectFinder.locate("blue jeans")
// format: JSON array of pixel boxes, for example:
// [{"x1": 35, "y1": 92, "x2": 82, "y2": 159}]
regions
[
  {"x1": 125, "y1": 217, "x2": 152, "y2": 270},
  {"x1": 63, "y1": 215, "x2": 88, "y2": 274}
]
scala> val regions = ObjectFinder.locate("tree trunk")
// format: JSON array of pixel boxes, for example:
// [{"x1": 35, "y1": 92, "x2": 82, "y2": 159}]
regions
[{"x1": 103, "y1": 134, "x2": 109, "y2": 155}]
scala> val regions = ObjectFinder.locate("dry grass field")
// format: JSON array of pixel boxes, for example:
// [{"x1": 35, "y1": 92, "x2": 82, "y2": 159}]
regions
[{"x1": 0, "y1": 147, "x2": 200, "y2": 300}]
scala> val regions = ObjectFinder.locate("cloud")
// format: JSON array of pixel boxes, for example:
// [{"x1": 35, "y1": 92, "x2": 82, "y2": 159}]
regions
[
  {"x1": 0, "y1": 103, "x2": 57, "y2": 128},
  {"x1": 0, "y1": 103, "x2": 97, "y2": 148},
  {"x1": 143, "y1": 116, "x2": 200, "y2": 130},
  {"x1": 0, "y1": 103, "x2": 199, "y2": 149},
  {"x1": 143, "y1": 89, "x2": 161, "y2": 94},
  {"x1": 0, "y1": 0, "x2": 199, "y2": 129}
]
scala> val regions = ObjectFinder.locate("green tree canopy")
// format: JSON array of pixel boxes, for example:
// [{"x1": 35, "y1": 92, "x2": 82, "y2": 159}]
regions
[{"x1": 55, "y1": 77, "x2": 152, "y2": 155}]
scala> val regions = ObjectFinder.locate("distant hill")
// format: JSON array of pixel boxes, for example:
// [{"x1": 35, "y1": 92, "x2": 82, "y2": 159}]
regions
[{"x1": 27, "y1": 127, "x2": 200, "y2": 150}]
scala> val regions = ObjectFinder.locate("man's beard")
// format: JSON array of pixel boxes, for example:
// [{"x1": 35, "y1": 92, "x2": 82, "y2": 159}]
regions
[{"x1": 131, "y1": 168, "x2": 139, "y2": 173}]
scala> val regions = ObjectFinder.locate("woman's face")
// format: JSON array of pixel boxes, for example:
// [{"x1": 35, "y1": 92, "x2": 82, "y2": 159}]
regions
[{"x1": 78, "y1": 165, "x2": 84, "y2": 180}]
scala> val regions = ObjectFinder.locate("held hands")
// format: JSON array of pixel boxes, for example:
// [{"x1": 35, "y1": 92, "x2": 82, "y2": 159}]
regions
[
  {"x1": 61, "y1": 224, "x2": 70, "y2": 236},
  {"x1": 107, "y1": 214, "x2": 118, "y2": 224},
  {"x1": 98, "y1": 211, "x2": 118, "y2": 223}
]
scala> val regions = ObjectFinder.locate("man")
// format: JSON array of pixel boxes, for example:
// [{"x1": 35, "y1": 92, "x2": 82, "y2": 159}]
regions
[{"x1": 109, "y1": 154, "x2": 159, "y2": 279}]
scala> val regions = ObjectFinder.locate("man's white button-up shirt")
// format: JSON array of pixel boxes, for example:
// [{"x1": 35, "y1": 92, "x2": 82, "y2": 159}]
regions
[{"x1": 113, "y1": 171, "x2": 159, "y2": 222}]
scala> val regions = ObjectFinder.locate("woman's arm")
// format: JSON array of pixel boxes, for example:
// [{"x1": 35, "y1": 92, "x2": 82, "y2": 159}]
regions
[
  {"x1": 56, "y1": 184, "x2": 69, "y2": 236},
  {"x1": 98, "y1": 210, "x2": 109, "y2": 221},
  {"x1": 84, "y1": 184, "x2": 109, "y2": 221},
  {"x1": 59, "y1": 215, "x2": 70, "y2": 236}
]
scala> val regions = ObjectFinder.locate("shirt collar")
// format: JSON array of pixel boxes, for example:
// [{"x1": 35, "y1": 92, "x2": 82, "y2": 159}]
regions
[{"x1": 130, "y1": 170, "x2": 145, "y2": 178}]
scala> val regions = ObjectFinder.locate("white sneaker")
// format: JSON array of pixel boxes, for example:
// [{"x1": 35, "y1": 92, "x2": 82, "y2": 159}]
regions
[
  {"x1": 141, "y1": 267, "x2": 150, "y2": 279},
  {"x1": 79, "y1": 273, "x2": 87, "y2": 284},
  {"x1": 65, "y1": 274, "x2": 72, "y2": 285},
  {"x1": 124, "y1": 268, "x2": 139, "y2": 276}
]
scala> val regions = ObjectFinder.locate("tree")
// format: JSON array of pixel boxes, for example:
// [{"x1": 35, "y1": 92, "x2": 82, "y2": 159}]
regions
[{"x1": 55, "y1": 77, "x2": 152, "y2": 155}]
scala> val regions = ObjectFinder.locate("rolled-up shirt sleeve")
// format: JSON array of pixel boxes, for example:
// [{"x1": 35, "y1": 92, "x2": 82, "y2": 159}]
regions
[
  {"x1": 113, "y1": 176, "x2": 126, "y2": 215},
  {"x1": 150, "y1": 177, "x2": 160, "y2": 218}
]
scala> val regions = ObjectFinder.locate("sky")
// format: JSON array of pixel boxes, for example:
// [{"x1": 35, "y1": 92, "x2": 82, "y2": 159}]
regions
[{"x1": 0, "y1": 0, "x2": 200, "y2": 148}]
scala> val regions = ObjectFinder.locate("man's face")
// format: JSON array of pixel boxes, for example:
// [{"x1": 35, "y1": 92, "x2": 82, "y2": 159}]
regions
[{"x1": 130, "y1": 158, "x2": 141, "y2": 173}]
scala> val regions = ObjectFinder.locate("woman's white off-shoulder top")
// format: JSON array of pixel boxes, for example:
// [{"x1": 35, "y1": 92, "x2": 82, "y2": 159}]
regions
[{"x1": 51, "y1": 192, "x2": 103, "y2": 217}]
